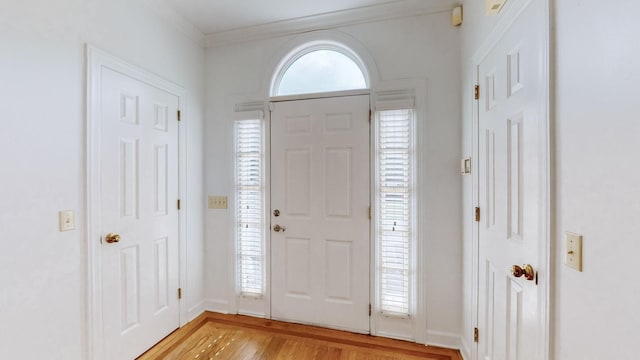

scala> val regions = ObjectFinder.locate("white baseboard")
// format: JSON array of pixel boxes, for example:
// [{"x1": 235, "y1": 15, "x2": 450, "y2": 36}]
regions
[
  {"x1": 204, "y1": 299, "x2": 232, "y2": 314},
  {"x1": 426, "y1": 329, "x2": 462, "y2": 351},
  {"x1": 187, "y1": 300, "x2": 206, "y2": 322},
  {"x1": 459, "y1": 336, "x2": 471, "y2": 360}
]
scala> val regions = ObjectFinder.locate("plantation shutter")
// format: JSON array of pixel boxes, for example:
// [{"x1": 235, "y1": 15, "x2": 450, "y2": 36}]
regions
[
  {"x1": 375, "y1": 98, "x2": 414, "y2": 316},
  {"x1": 235, "y1": 117, "x2": 264, "y2": 296}
]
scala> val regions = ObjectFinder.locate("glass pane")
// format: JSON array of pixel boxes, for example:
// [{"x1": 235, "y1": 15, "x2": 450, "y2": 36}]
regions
[{"x1": 277, "y1": 50, "x2": 367, "y2": 96}]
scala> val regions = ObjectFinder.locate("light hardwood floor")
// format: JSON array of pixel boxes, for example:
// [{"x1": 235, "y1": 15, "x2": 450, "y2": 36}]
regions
[{"x1": 138, "y1": 312, "x2": 463, "y2": 360}]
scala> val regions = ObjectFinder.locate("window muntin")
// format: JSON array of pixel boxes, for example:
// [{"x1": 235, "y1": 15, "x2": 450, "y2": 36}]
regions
[
  {"x1": 235, "y1": 119, "x2": 264, "y2": 296},
  {"x1": 376, "y1": 108, "x2": 414, "y2": 316},
  {"x1": 275, "y1": 49, "x2": 367, "y2": 96}
]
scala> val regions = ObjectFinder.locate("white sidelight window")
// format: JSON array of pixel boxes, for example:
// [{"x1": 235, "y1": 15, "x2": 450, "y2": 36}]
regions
[
  {"x1": 234, "y1": 118, "x2": 265, "y2": 297},
  {"x1": 375, "y1": 106, "x2": 415, "y2": 317}
]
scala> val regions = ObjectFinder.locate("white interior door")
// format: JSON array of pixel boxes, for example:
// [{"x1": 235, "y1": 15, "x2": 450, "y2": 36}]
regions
[
  {"x1": 100, "y1": 67, "x2": 180, "y2": 359},
  {"x1": 270, "y1": 95, "x2": 370, "y2": 333},
  {"x1": 476, "y1": 1, "x2": 547, "y2": 359}
]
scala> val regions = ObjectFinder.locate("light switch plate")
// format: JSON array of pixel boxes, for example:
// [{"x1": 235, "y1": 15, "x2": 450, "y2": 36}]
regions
[
  {"x1": 208, "y1": 196, "x2": 228, "y2": 209},
  {"x1": 486, "y1": 0, "x2": 508, "y2": 15},
  {"x1": 565, "y1": 232, "x2": 582, "y2": 272},
  {"x1": 461, "y1": 157, "x2": 471, "y2": 175},
  {"x1": 59, "y1": 210, "x2": 75, "y2": 231}
]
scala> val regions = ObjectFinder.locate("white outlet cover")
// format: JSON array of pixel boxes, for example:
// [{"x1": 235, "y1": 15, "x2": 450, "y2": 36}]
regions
[{"x1": 59, "y1": 210, "x2": 75, "y2": 231}]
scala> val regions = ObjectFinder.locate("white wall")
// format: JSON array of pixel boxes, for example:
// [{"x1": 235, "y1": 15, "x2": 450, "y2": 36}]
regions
[
  {"x1": 461, "y1": 0, "x2": 640, "y2": 358},
  {"x1": 203, "y1": 12, "x2": 462, "y2": 343},
  {"x1": 553, "y1": 0, "x2": 640, "y2": 358},
  {"x1": 0, "y1": 1, "x2": 205, "y2": 359}
]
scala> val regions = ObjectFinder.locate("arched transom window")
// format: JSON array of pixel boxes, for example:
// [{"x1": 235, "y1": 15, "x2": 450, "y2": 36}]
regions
[{"x1": 273, "y1": 45, "x2": 368, "y2": 96}]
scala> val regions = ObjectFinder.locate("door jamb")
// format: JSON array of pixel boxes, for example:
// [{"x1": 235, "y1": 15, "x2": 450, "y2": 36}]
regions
[
  {"x1": 86, "y1": 45, "x2": 188, "y2": 360},
  {"x1": 469, "y1": 1, "x2": 551, "y2": 359}
]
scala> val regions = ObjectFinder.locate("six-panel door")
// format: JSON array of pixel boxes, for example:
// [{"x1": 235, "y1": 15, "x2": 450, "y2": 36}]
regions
[
  {"x1": 100, "y1": 67, "x2": 180, "y2": 359},
  {"x1": 270, "y1": 95, "x2": 371, "y2": 333}
]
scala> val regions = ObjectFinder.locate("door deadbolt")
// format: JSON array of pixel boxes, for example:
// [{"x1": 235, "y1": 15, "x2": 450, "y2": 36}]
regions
[{"x1": 273, "y1": 209, "x2": 280, "y2": 217}]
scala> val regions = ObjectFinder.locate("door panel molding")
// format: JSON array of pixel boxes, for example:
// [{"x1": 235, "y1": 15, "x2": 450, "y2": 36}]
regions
[{"x1": 86, "y1": 45, "x2": 188, "y2": 360}]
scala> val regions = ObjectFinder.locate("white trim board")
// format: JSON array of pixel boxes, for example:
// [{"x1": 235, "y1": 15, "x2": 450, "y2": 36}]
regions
[
  {"x1": 86, "y1": 45, "x2": 188, "y2": 360},
  {"x1": 203, "y1": 0, "x2": 452, "y2": 48},
  {"x1": 459, "y1": 336, "x2": 471, "y2": 360},
  {"x1": 426, "y1": 330, "x2": 463, "y2": 351},
  {"x1": 204, "y1": 299, "x2": 233, "y2": 314}
]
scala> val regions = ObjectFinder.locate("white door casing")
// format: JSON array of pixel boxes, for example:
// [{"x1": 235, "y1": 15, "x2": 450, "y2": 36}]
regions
[
  {"x1": 87, "y1": 47, "x2": 186, "y2": 360},
  {"x1": 475, "y1": 1, "x2": 549, "y2": 359},
  {"x1": 270, "y1": 95, "x2": 371, "y2": 333}
]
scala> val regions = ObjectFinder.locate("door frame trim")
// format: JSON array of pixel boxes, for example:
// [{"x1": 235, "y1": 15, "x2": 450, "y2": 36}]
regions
[
  {"x1": 269, "y1": 89, "x2": 371, "y2": 103},
  {"x1": 469, "y1": 1, "x2": 551, "y2": 359},
  {"x1": 86, "y1": 45, "x2": 188, "y2": 360}
]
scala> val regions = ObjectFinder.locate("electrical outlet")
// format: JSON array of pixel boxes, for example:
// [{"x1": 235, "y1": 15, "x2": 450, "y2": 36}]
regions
[
  {"x1": 59, "y1": 210, "x2": 75, "y2": 231},
  {"x1": 208, "y1": 196, "x2": 228, "y2": 209},
  {"x1": 565, "y1": 232, "x2": 582, "y2": 272}
]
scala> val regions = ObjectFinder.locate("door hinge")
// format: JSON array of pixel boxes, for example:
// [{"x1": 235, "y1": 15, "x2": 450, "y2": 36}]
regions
[
  {"x1": 474, "y1": 207, "x2": 480, "y2": 222},
  {"x1": 178, "y1": 288, "x2": 182, "y2": 300},
  {"x1": 177, "y1": 110, "x2": 181, "y2": 122},
  {"x1": 368, "y1": 206, "x2": 371, "y2": 220},
  {"x1": 474, "y1": 327, "x2": 479, "y2": 343},
  {"x1": 369, "y1": 304, "x2": 372, "y2": 316},
  {"x1": 369, "y1": 109, "x2": 372, "y2": 123},
  {"x1": 177, "y1": 199, "x2": 181, "y2": 210},
  {"x1": 474, "y1": 85, "x2": 480, "y2": 100}
]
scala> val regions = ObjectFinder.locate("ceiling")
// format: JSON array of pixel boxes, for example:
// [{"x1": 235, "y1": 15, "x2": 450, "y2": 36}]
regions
[{"x1": 163, "y1": 0, "x2": 427, "y2": 35}]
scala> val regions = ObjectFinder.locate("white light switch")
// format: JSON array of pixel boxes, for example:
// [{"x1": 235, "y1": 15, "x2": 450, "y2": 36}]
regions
[
  {"x1": 59, "y1": 210, "x2": 75, "y2": 231},
  {"x1": 565, "y1": 232, "x2": 582, "y2": 272},
  {"x1": 208, "y1": 196, "x2": 228, "y2": 209}
]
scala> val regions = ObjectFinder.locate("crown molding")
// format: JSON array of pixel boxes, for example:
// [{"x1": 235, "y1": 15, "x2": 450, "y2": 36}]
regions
[
  {"x1": 150, "y1": 0, "x2": 205, "y2": 46},
  {"x1": 203, "y1": 0, "x2": 453, "y2": 48}
]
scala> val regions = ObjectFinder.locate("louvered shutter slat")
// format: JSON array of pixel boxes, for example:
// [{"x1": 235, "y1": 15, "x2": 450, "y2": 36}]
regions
[
  {"x1": 377, "y1": 109, "x2": 413, "y2": 316},
  {"x1": 235, "y1": 119, "x2": 264, "y2": 296}
]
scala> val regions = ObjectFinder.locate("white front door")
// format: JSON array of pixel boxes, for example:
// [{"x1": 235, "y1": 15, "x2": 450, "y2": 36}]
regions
[
  {"x1": 476, "y1": 1, "x2": 548, "y2": 359},
  {"x1": 99, "y1": 67, "x2": 180, "y2": 359},
  {"x1": 270, "y1": 95, "x2": 370, "y2": 333}
]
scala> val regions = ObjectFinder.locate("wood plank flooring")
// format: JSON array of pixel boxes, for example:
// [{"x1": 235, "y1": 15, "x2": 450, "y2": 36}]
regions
[{"x1": 138, "y1": 312, "x2": 462, "y2": 360}]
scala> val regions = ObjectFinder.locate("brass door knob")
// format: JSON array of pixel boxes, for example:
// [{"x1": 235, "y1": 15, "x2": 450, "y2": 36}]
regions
[
  {"x1": 105, "y1": 233, "x2": 121, "y2": 244},
  {"x1": 273, "y1": 224, "x2": 286, "y2": 232},
  {"x1": 511, "y1": 264, "x2": 535, "y2": 281}
]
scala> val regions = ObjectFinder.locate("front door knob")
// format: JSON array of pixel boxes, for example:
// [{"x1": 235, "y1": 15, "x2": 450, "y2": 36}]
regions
[
  {"x1": 273, "y1": 224, "x2": 286, "y2": 232},
  {"x1": 105, "y1": 233, "x2": 121, "y2": 244},
  {"x1": 511, "y1": 264, "x2": 535, "y2": 281}
]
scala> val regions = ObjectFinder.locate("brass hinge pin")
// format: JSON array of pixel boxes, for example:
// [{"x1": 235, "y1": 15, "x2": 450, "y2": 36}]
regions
[
  {"x1": 177, "y1": 110, "x2": 181, "y2": 122},
  {"x1": 474, "y1": 327, "x2": 479, "y2": 342},
  {"x1": 178, "y1": 288, "x2": 182, "y2": 300},
  {"x1": 474, "y1": 85, "x2": 480, "y2": 100},
  {"x1": 177, "y1": 199, "x2": 181, "y2": 210},
  {"x1": 474, "y1": 207, "x2": 480, "y2": 222}
]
